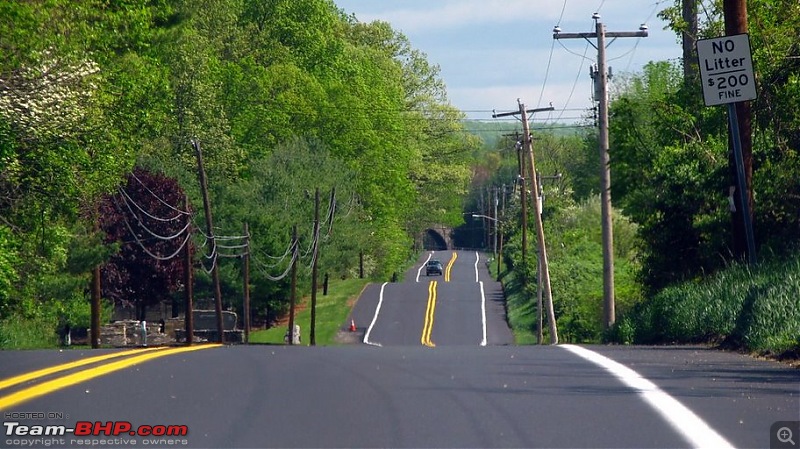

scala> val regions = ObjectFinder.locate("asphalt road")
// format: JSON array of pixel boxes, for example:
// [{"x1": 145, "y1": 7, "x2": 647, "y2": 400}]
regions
[
  {"x1": 351, "y1": 250, "x2": 514, "y2": 347},
  {"x1": 0, "y1": 250, "x2": 798, "y2": 449}
]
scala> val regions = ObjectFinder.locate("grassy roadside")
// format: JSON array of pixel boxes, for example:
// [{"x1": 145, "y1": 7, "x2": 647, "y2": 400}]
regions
[
  {"x1": 497, "y1": 248, "x2": 800, "y2": 356},
  {"x1": 608, "y1": 253, "x2": 800, "y2": 355},
  {"x1": 249, "y1": 277, "x2": 371, "y2": 345},
  {"x1": 0, "y1": 316, "x2": 59, "y2": 349},
  {"x1": 485, "y1": 254, "x2": 537, "y2": 345},
  {"x1": 0, "y1": 276, "x2": 371, "y2": 349}
]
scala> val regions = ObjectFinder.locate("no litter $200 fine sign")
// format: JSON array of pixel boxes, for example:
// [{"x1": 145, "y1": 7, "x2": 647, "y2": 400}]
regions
[{"x1": 697, "y1": 33, "x2": 757, "y2": 106}]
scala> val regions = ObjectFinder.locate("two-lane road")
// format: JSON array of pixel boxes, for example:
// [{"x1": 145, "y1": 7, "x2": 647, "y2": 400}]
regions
[
  {"x1": 1, "y1": 250, "x2": 797, "y2": 448},
  {"x1": 356, "y1": 250, "x2": 514, "y2": 347}
]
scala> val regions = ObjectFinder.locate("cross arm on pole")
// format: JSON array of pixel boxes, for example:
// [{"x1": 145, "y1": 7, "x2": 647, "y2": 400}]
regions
[
  {"x1": 526, "y1": 106, "x2": 555, "y2": 115},
  {"x1": 605, "y1": 31, "x2": 648, "y2": 38},
  {"x1": 553, "y1": 30, "x2": 647, "y2": 47},
  {"x1": 553, "y1": 32, "x2": 598, "y2": 40},
  {"x1": 492, "y1": 106, "x2": 554, "y2": 119},
  {"x1": 492, "y1": 110, "x2": 519, "y2": 118}
]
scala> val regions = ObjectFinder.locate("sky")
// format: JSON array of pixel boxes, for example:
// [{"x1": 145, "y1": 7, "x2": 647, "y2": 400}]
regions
[{"x1": 332, "y1": 0, "x2": 683, "y2": 124}]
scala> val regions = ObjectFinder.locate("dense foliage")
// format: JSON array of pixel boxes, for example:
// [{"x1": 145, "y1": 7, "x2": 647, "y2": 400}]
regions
[
  {"x1": 609, "y1": 253, "x2": 800, "y2": 353},
  {"x1": 469, "y1": 130, "x2": 642, "y2": 344},
  {"x1": 614, "y1": 0, "x2": 800, "y2": 291},
  {"x1": 0, "y1": 0, "x2": 476, "y2": 344},
  {"x1": 469, "y1": 1, "x2": 799, "y2": 350},
  {"x1": 598, "y1": 0, "x2": 800, "y2": 351},
  {"x1": 2, "y1": 0, "x2": 797, "y2": 353}
]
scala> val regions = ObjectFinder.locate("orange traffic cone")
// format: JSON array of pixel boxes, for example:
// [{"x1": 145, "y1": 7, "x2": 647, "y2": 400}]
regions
[{"x1": 349, "y1": 319, "x2": 357, "y2": 332}]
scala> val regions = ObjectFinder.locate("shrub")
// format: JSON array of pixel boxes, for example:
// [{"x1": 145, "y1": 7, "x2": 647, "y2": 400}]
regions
[
  {"x1": 0, "y1": 314, "x2": 58, "y2": 349},
  {"x1": 609, "y1": 253, "x2": 800, "y2": 354}
]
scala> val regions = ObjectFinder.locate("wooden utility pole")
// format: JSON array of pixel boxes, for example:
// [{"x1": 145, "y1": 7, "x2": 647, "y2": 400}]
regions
[
  {"x1": 183, "y1": 194, "x2": 194, "y2": 346},
  {"x1": 724, "y1": 0, "x2": 756, "y2": 264},
  {"x1": 243, "y1": 222, "x2": 250, "y2": 343},
  {"x1": 682, "y1": 0, "x2": 699, "y2": 84},
  {"x1": 492, "y1": 187, "x2": 498, "y2": 258},
  {"x1": 288, "y1": 225, "x2": 298, "y2": 345},
  {"x1": 497, "y1": 185, "x2": 504, "y2": 281},
  {"x1": 521, "y1": 104, "x2": 558, "y2": 345},
  {"x1": 91, "y1": 266, "x2": 101, "y2": 348},
  {"x1": 596, "y1": 19, "x2": 615, "y2": 332},
  {"x1": 518, "y1": 144, "x2": 528, "y2": 274},
  {"x1": 90, "y1": 205, "x2": 102, "y2": 349},
  {"x1": 310, "y1": 188, "x2": 320, "y2": 346},
  {"x1": 494, "y1": 104, "x2": 557, "y2": 344},
  {"x1": 554, "y1": 15, "x2": 648, "y2": 329},
  {"x1": 192, "y1": 139, "x2": 225, "y2": 344},
  {"x1": 536, "y1": 173, "x2": 544, "y2": 345}
]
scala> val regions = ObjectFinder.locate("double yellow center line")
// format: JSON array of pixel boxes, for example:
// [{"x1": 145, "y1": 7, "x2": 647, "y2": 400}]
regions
[
  {"x1": 0, "y1": 344, "x2": 220, "y2": 410},
  {"x1": 421, "y1": 280, "x2": 438, "y2": 347},
  {"x1": 421, "y1": 252, "x2": 457, "y2": 346},
  {"x1": 444, "y1": 252, "x2": 457, "y2": 282}
]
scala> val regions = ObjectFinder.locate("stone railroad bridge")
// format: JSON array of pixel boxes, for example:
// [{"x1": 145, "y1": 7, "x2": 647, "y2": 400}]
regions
[{"x1": 420, "y1": 225, "x2": 452, "y2": 250}]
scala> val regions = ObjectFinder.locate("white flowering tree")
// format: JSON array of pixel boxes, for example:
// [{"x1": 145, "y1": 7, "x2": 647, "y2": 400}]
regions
[
  {"x1": 0, "y1": 47, "x2": 133, "y2": 322},
  {"x1": 0, "y1": 50, "x2": 100, "y2": 141}
]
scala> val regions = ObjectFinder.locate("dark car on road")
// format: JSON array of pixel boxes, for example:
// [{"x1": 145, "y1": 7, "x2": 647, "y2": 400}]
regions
[{"x1": 425, "y1": 260, "x2": 443, "y2": 276}]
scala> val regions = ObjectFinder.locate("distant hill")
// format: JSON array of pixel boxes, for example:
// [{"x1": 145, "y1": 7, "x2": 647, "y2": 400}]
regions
[{"x1": 463, "y1": 120, "x2": 593, "y2": 149}]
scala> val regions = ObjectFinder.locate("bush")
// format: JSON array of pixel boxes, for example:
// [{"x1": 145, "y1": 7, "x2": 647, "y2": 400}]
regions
[
  {"x1": 609, "y1": 253, "x2": 800, "y2": 354},
  {"x1": 0, "y1": 292, "x2": 111, "y2": 349},
  {"x1": 734, "y1": 268, "x2": 800, "y2": 352},
  {"x1": 0, "y1": 314, "x2": 59, "y2": 349}
]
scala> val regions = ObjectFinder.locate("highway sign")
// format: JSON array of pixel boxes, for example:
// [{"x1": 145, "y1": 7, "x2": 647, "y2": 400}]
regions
[{"x1": 697, "y1": 34, "x2": 757, "y2": 106}]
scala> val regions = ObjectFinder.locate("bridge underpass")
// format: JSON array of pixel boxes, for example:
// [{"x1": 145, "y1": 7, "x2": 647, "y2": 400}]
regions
[{"x1": 421, "y1": 226, "x2": 451, "y2": 250}]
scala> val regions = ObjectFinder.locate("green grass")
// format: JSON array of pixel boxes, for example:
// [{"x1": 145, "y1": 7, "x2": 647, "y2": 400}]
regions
[
  {"x1": 0, "y1": 316, "x2": 59, "y2": 349},
  {"x1": 249, "y1": 277, "x2": 371, "y2": 345},
  {"x1": 485, "y1": 253, "x2": 537, "y2": 344},
  {"x1": 496, "y1": 267, "x2": 538, "y2": 345},
  {"x1": 609, "y1": 253, "x2": 800, "y2": 354}
]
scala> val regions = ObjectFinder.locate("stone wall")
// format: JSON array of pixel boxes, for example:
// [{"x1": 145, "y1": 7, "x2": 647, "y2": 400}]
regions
[
  {"x1": 99, "y1": 310, "x2": 243, "y2": 346},
  {"x1": 98, "y1": 320, "x2": 170, "y2": 347},
  {"x1": 174, "y1": 310, "x2": 242, "y2": 343}
]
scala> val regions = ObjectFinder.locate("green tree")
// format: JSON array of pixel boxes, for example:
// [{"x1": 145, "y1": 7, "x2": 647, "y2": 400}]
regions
[{"x1": 612, "y1": 1, "x2": 800, "y2": 289}]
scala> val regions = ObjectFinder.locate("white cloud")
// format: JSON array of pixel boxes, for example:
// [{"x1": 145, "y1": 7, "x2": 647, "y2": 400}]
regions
[
  {"x1": 353, "y1": 0, "x2": 578, "y2": 33},
  {"x1": 347, "y1": 0, "x2": 671, "y2": 35},
  {"x1": 335, "y1": 0, "x2": 684, "y2": 123}
]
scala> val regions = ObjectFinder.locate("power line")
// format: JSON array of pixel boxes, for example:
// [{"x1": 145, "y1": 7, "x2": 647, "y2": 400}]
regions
[
  {"x1": 535, "y1": 0, "x2": 567, "y2": 110},
  {"x1": 116, "y1": 191, "x2": 192, "y2": 241},
  {"x1": 130, "y1": 171, "x2": 191, "y2": 217},
  {"x1": 118, "y1": 186, "x2": 186, "y2": 223},
  {"x1": 115, "y1": 204, "x2": 192, "y2": 262},
  {"x1": 251, "y1": 237, "x2": 298, "y2": 282}
]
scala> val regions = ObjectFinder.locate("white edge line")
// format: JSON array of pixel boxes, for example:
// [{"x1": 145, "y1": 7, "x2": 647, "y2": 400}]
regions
[
  {"x1": 474, "y1": 251, "x2": 480, "y2": 283},
  {"x1": 363, "y1": 282, "x2": 388, "y2": 347},
  {"x1": 416, "y1": 252, "x2": 434, "y2": 283},
  {"x1": 560, "y1": 345, "x2": 735, "y2": 449},
  {"x1": 479, "y1": 281, "x2": 487, "y2": 346}
]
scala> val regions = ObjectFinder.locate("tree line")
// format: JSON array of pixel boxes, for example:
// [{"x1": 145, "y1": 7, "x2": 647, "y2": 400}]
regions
[
  {"x1": 469, "y1": 0, "x2": 799, "y2": 347},
  {"x1": 0, "y1": 0, "x2": 478, "y2": 345}
]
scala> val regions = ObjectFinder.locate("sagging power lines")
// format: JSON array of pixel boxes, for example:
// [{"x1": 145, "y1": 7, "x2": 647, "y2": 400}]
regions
[{"x1": 89, "y1": 140, "x2": 339, "y2": 348}]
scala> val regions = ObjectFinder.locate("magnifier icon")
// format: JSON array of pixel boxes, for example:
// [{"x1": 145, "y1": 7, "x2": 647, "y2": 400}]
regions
[{"x1": 778, "y1": 427, "x2": 796, "y2": 445}]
